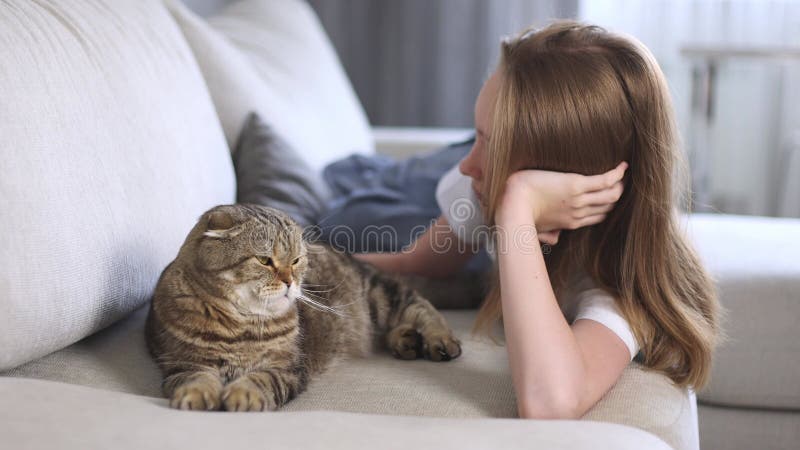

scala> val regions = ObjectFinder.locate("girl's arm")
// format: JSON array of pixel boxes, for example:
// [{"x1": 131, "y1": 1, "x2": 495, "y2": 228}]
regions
[
  {"x1": 496, "y1": 163, "x2": 630, "y2": 419},
  {"x1": 355, "y1": 160, "x2": 626, "y2": 279},
  {"x1": 353, "y1": 215, "x2": 477, "y2": 277}
]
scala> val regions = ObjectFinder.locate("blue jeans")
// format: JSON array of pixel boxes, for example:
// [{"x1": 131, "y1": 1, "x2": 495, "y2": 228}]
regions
[{"x1": 316, "y1": 137, "x2": 490, "y2": 272}]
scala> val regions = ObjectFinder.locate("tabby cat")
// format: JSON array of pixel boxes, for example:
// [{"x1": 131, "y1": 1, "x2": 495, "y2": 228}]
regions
[{"x1": 145, "y1": 204, "x2": 462, "y2": 412}]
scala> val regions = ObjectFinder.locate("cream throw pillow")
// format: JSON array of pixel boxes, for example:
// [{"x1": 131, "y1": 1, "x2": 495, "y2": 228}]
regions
[{"x1": 167, "y1": 0, "x2": 374, "y2": 172}]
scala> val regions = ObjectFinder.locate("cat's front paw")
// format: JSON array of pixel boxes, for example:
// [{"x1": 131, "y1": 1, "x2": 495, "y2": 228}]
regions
[
  {"x1": 421, "y1": 329, "x2": 462, "y2": 362},
  {"x1": 388, "y1": 324, "x2": 462, "y2": 361},
  {"x1": 387, "y1": 325, "x2": 423, "y2": 360},
  {"x1": 170, "y1": 383, "x2": 221, "y2": 411},
  {"x1": 222, "y1": 378, "x2": 277, "y2": 412}
]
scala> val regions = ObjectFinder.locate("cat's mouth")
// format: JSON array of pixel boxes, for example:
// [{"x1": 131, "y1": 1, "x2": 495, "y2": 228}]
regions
[
  {"x1": 261, "y1": 289, "x2": 294, "y2": 305},
  {"x1": 266, "y1": 295, "x2": 293, "y2": 311},
  {"x1": 263, "y1": 284, "x2": 300, "y2": 308},
  {"x1": 261, "y1": 283, "x2": 291, "y2": 300},
  {"x1": 262, "y1": 284, "x2": 347, "y2": 317},
  {"x1": 258, "y1": 290, "x2": 295, "y2": 316},
  {"x1": 263, "y1": 293, "x2": 292, "y2": 303}
]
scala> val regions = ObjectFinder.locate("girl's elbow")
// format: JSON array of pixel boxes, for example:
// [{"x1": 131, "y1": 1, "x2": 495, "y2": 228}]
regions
[{"x1": 518, "y1": 393, "x2": 582, "y2": 420}]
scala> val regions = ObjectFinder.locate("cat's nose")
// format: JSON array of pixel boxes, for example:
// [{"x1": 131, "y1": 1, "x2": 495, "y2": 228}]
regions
[{"x1": 278, "y1": 270, "x2": 293, "y2": 286}]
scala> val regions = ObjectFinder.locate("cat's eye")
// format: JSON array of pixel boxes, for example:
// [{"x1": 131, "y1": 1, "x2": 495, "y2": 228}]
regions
[
  {"x1": 255, "y1": 256, "x2": 275, "y2": 267},
  {"x1": 292, "y1": 257, "x2": 301, "y2": 266}
]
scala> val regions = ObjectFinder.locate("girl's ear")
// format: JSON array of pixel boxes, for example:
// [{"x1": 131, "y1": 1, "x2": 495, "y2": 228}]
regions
[{"x1": 203, "y1": 209, "x2": 243, "y2": 239}]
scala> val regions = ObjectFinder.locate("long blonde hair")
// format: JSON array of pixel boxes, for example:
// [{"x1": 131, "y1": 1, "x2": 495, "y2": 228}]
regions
[{"x1": 474, "y1": 21, "x2": 723, "y2": 390}]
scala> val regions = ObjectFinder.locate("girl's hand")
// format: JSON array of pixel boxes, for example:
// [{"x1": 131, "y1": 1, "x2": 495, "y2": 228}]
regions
[
  {"x1": 497, "y1": 162, "x2": 628, "y2": 232},
  {"x1": 538, "y1": 230, "x2": 561, "y2": 246}
]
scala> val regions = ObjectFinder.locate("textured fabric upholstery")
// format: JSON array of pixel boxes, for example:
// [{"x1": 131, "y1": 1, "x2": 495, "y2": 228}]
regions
[
  {"x1": 0, "y1": 377, "x2": 671, "y2": 450},
  {"x1": 166, "y1": 0, "x2": 374, "y2": 171},
  {"x1": 0, "y1": 0, "x2": 235, "y2": 371},
  {"x1": 4, "y1": 308, "x2": 694, "y2": 449},
  {"x1": 686, "y1": 214, "x2": 800, "y2": 410}
]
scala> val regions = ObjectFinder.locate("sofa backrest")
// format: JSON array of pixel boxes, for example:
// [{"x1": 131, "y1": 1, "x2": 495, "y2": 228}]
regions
[
  {"x1": 0, "y1": 0, "x2": 236, "y2": 370},
  {"x1": 168, "y1": 0, "x2": 375, "y2": 172}
]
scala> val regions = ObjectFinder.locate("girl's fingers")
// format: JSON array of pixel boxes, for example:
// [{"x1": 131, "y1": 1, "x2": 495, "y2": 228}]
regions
[
  {"x1": 576, "y1": 181, "x2": 623, "y2": 207},
  {"x1": 581, "y1": 161, "x2": 628, "y2": 193},
  {"x1": 568, "y1": 214, "x2": 607, "y2": 230},
  {"x1": 574, "y1": 203, "x2": 614, "y2": 219}
]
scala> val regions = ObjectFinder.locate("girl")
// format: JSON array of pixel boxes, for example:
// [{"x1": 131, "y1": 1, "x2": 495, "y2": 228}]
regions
[{"x1": 356, "y1": 21, "x2": 721, "y2": 420}]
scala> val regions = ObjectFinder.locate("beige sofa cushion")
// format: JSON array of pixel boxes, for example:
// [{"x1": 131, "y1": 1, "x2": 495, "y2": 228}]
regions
[
  {"x1": 167, "y1": 0, "x2": 374, "y2": 171},
  {"x1": 0, "y1": 377, "x2": 671, "y2": 450},
  {"x1": 4, "y1": 308, "x2": 694, "y2": 450},
  {"x1": 686, "y1": 214, "x2": 800, "y2": 410},
  {"x1": 0, "y1": 0, "x2": 235, "y2": 371}
]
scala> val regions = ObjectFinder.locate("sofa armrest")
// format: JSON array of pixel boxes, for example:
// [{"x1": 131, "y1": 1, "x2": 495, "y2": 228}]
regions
[{"x1": 372, "y1": 126, "x2": 473, "y2": 159}]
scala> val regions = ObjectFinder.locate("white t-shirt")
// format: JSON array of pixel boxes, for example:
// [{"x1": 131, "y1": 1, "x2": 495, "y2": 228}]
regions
[{"x1": 435, "y1": 164, "x2": 640, "y2": 360}]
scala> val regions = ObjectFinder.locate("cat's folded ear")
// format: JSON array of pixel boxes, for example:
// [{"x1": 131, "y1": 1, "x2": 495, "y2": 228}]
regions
[{"x1": 203, "y1": 206, "x2": 243, "y2": 239}]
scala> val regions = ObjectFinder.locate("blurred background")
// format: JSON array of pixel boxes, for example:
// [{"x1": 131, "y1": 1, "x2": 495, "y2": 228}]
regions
[{"x1": 193, "y1": 0, "x2": 800, "y2": 218}]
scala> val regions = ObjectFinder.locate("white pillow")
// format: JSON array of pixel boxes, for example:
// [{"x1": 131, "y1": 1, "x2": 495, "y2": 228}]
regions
[
  {"x1": 167, "y1": 0, "x2": 374, "y2": 172},
  {"x1": 0, "y1": 0, "x2": 235, "y2": 370}
]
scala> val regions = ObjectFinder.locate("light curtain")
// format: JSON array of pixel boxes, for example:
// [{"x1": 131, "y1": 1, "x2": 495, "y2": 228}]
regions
[{"x1": 581, "y1": 0, "x2": 800, "y2": 216}]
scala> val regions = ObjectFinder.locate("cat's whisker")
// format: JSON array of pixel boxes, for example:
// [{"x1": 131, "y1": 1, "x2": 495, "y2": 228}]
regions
[
  {"x1": 300, "y1": 280, "x2": 344, "y2": 292},
  {"x1": 300, "y1": 289, "x2": 360, "y2": 309},
  {"x1": 304, "y1": 279, "x2": 345, "y2": 288},
  {"x1": 298, "y1": 301, "x2": 340, "y2": 315},
  {"x1": 299, "y1": 289, "x2": 328, "y2": 301},
  {"x1": 296, "y1": 295, "x2": 340, "y2": 313},
  {"x1": 302, "y1": 289, "x2": 337, "y2": 297},
  {"x1": 301, "y1": 293, "x2": 359, "y2": 310},
  {"x1": 302, "y1": 299, "x2": 358, "y2": 310},
  {"x1": 300, "y1": 284, "x2": 344, "y2": 297},
  {"x1": 299, "y1": 289, "x2": 330, "y2": 296},
  {"x1": 295, "y1": 294, "x2": 349, "y2": 317},
  {"x1": 300, "y1": 286, "x2": 361, "y2": 308}
]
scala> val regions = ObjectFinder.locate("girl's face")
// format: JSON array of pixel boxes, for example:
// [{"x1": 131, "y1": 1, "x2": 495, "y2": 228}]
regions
[{"x1": 459, "y1": 69, "x2": 501, "y2": 209}]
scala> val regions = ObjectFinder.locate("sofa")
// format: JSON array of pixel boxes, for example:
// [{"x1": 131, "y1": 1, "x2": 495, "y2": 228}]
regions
[{"x1": 1, "y1": 1, "x2": 797, "y2": 449}]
